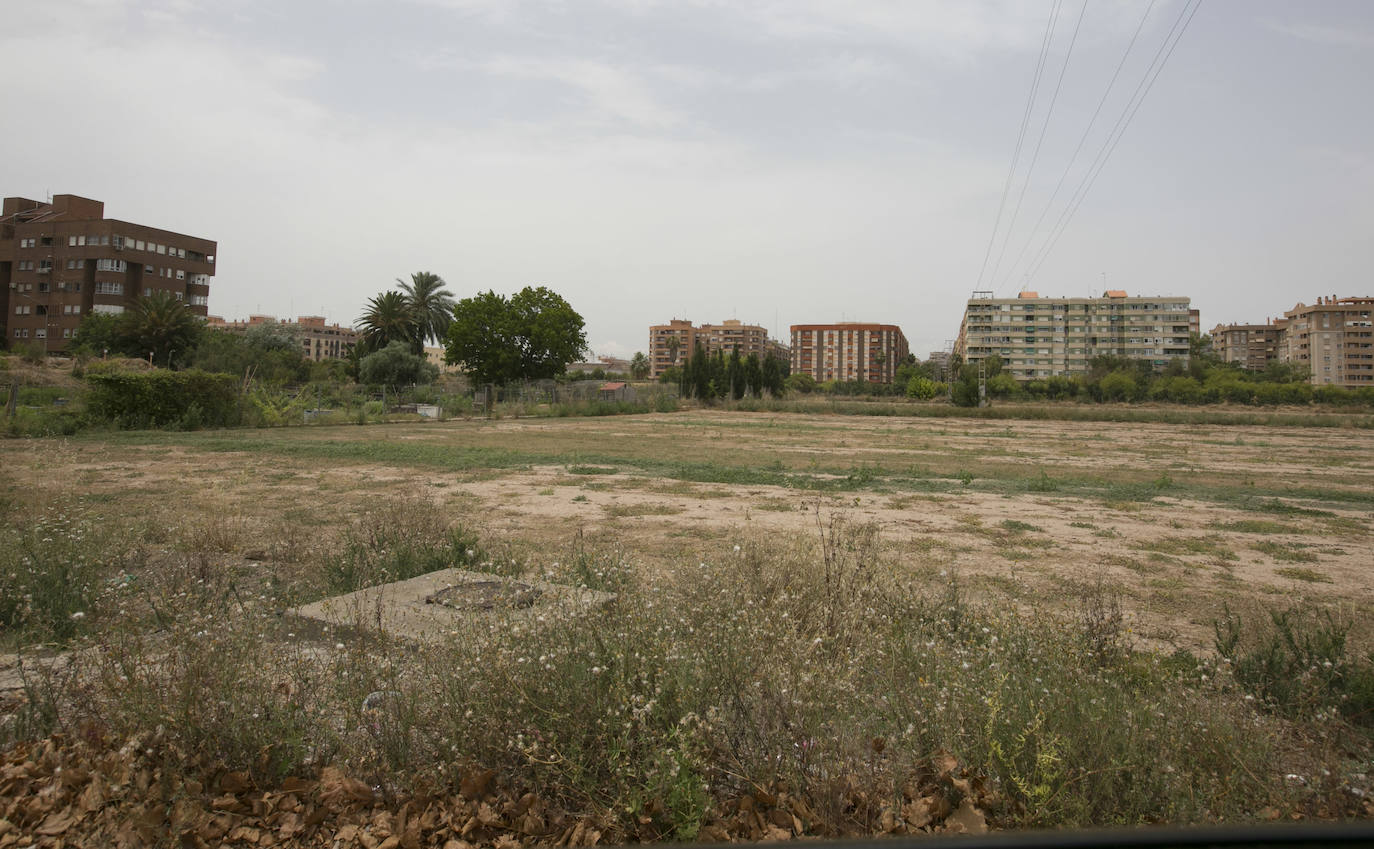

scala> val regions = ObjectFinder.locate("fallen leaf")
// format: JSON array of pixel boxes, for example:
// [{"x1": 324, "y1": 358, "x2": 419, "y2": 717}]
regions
[{"x1": 944, "y1": 799, "x2": 987, "y2": 835}]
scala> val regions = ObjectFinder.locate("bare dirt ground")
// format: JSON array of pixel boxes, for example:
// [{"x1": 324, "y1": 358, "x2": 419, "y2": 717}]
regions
[{"x1": 4, "y1": 410, "x2": 1371, "y2": 653}]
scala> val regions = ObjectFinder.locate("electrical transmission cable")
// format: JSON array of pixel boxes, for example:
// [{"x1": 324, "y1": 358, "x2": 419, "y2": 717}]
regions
[
  {"x1": 1023, "y1": 0, "x2": 1204, "y2": 287},
  {"x1": 988, "y1": 0, "x2": 1089, "y2": 294},
  {"x1": 994, "y1": 0, "x2": 1159, "y2": 293},
  {"x1": 972, "y1": 0, "x2": 1063, "y2": 291}
]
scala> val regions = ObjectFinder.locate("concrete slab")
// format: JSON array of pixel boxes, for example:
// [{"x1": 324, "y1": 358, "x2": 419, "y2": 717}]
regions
[{"x1": 291, "y1": 569, "x2": 614, "y2": 642}]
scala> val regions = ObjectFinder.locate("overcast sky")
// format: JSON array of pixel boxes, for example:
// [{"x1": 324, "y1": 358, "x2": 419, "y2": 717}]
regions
[{"x1": 4, "y1": 0, "x2": 1371, "y2": 358}]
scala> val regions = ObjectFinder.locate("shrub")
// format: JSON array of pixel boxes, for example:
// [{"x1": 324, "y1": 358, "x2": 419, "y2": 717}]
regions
[
  {"x1": 1214, "y1": 603, "x2": 1374, "y2": 725},
  {"x1": 85, "y1": 369, "x2": 241, "y2": 429}
]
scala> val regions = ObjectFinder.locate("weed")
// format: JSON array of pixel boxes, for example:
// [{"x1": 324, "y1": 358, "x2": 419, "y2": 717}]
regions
[
  {"x1": 1273, "y1": 567, "x2": 1331, "y2": 584},
  {"x1": 1000, "y1": 519, "x2": 1043, "y2": 534},
  {"x1": 1251, "y1": 541, "x2": 1319, "y2": 563},
  {"x1": 1215, "y1": 603, "x2": 1374, "y2": 725}
]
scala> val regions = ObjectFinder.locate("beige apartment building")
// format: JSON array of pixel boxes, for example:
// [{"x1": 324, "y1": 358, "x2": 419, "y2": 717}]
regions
[
  {"x1": 207, "y1": 314, "x2": 357, "y2": 362},
  {"x1": 955, "y1": 290, "x2": 1193, "y2": 379},
  {"x1": 1209, "y1": 320, "x2": 1285, "y2": 371},
  {"x1": 1279, "y1": 296, "x2": 1374, "y2": 387},
  {"x1": 647, "y1": 319, "x2": 787, "y2": 378},
  {"x1": 1, "y1": 194, "x2": 215, "y2": 351},
  {"x1": 790, "y1": 323, "x2": 909, "y2": 384}
]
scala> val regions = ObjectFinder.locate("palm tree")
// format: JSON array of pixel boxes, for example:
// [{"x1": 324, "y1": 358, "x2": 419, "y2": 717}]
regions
[
  {"x1": 119, "y1": 291, "x2": 202, "y2": 367},
  {"x1": 356, "y1": 290, "x2": 416, "y2": 353},
  {"x1": 630, "y1": 352, "x2": 650, "y2": 380},
  {"x1": 397, "y1": 271, "x2": 456, "y2": 349}
]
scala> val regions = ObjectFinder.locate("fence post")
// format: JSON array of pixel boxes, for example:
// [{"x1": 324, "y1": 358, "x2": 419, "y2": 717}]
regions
[{"x1": 5, "y1": 383, "x2": 17, "y2": 420}]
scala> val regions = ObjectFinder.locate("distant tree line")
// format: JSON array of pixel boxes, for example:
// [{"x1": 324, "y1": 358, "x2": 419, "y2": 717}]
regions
[{"x1": 668, "y1": 340, "x2": 788, "y2": 401}]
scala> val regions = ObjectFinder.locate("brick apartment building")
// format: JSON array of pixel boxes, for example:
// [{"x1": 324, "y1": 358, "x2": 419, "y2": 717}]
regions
[
  {"x1": 647, "y1": 319, "x2": 787, "y2": 378},
  {"x1": 207, "y1": 314, "x2": 357, "y2": 362},
  {"x1": 1, "y1": 194, "x2": 216, "y2": 351},
  {"x1": 1209, "y1": 320, "x2": 1285, "y2": 372},
  {"x1": 789, "y1": 323, "x2": 909, "y2": 384},
  {"x1": 1279, "y1": 296, "x2": 1374, "y2": 387},
  {"x1": 954, "y1": 290, "x2": 1193, "y2": 379}
]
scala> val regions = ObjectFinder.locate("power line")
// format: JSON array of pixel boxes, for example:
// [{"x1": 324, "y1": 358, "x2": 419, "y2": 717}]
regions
[
  {"x1": 972, "y1": 0, "x2": 1063, "y2": 291},
  {"x1": 988, "y1": 0, "x2": 1089, "y2": 293},
  {"x1": 994, "y1": 0, "x2": 1159, "y2": 293},
  {"x1": 1024, "y1": 0, "x2": 1205, "y2": 287}
]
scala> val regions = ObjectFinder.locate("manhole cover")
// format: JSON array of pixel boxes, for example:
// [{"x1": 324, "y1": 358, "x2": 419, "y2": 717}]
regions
[{"x1": 425, "y1": 580, "x2": 543, "y2": 611}]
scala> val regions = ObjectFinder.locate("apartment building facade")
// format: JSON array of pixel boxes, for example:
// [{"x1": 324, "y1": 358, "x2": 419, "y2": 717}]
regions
[
  {"x1": 954, "y1": 290, "x2": 1192, "y2": 379},
  {"x1": 1279, "y1": 296, "x2": 1374, "y2": 387},
  {"x1": 789, "y1": 323, "x2": 909, "y2": 384},
  {"x1": 1209, "y1": 320, "x2": 1285, "y2": 371},
  {"x1": 1, "y1": 194, "x2": 216, "y2": 351},
  {"x1": 648, "y1": 319, "x2": 787, "y2": 378},
  {"x1": 207, "y1": 314, "x2": 358, "y2": 362}
]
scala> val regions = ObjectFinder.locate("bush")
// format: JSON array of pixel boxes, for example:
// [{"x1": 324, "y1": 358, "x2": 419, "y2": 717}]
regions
[
  {"x1": 85, "y1": 369, "x2": 241, "y2": 429},
  {"x1": 1214, "y1": 604, "x2": 1374, "y2": 725}
]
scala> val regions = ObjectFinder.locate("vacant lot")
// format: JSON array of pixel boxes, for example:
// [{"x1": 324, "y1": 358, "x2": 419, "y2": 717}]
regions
[
  {"x1": 6, "y1": 409, "x2": 1370, "y2": 650},
  {"x1": 3, "y1": 409, "x2": 1373, "y2": 842}
]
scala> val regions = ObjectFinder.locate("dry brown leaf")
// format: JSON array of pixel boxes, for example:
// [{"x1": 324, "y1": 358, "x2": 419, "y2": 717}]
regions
[
  {"x1": 932, "y1": 750, "x2": 958, "y2": 777},
  {"x1": 762, "y1": 824, "x2": 792, "y2": 842},
  {"x1": 220, "y1": 772, "x2": 252, "y2": 794},
  {"x1": 443, "y1": 841, "x2": 474, "y2": 849},
  {"x1": 944, "y1": 799, "x2": 987, "y2": 834},
  {"x1": 35, "y1": 806, "x2": 77, "y2": 836},
  {"x1": 493, "y1": 833, "x2": 521, "y2": 849},
  {"x1": 377, "y1": 836, "x2": 402, "y2": 849},
  {"x1": 902, "y1": 797, "x2": 933, "y2": 829},
  {"x1": 460, "y1": 770, "x2": 495, "y2": 801}
]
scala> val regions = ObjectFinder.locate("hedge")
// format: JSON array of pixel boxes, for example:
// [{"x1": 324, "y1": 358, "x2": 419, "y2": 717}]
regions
[{"x1": 85, "y1": 369, "x2": 242, "y2": 429}]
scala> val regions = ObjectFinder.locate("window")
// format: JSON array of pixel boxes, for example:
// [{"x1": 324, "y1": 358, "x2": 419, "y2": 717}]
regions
[
  {"x1": 95, "y1": 281, "x2": 123, "y2": 295},
  {"x1": 145, "y1": 265, "x2": 154, "y2": 274},
  {"x1": 175, "y1": 292, "x2": 183, "y2": 301},
  {"x1": 175, "y1": 270, "x2": 185, "y2": 280},
  {"x1": 39, "y1": 236, "x2": 52, "y2": 246},
  {"x1": 37, "y1": 260, "x2": 52, "y2": 273},
  {"x1": 191, "y1": 295, "x2": 209, "y2": 306},
  {"x1": 144, "y1": 288, "x2": 152, "y2": 297},
  {"x1": 19, "y1": 237, "x2": 35, "y2": 248},
  {"x1": 91, "y1": 304, "x2": 124, "y2": 315},
  {"x1": 17, "y1": 260, "x2": 33, "y2": 271},
  {"x1": 14, "y1": 305, "x2": 29, "y2": 315},
  {"x1": 96, "y1": 259, "x2": 126, "y2": 272},
  {"x1": 135, "y1": 240, "x2": 145, "y2": 251},
  {"x1": 63, "y1": 329, "x2": 72, "y2": 339},
  {"x1": 35, "y1": 305, "x2": 47, "y2": 316},
  {"x1": 64, "y1": 305, "x2": 80, "y2": 315},
  {"x1": 156, "y1": 243, "x2": 167, "y2": 255}
]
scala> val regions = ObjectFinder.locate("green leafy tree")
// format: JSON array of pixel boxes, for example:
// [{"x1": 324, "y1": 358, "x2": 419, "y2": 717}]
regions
[
  {"x1": 784, "y1": 372, "x2": 816, "y2": 395},
  {"x1": 744, "y1": 353, "x2": 763, "y2": 397},
  {"x1": 630, "y1": 352, "x2": 650, "y2": 380},
  {"x1": 445, "y1": 286, "x2": 587, "y2": 385},
  {"x1": 71, "y1": 312, "x2": 125, "y2": 358},
  {"x1": 398, "y1": 271, "x2": 456, "y2": 348},
  {"x1": 357, "y1": 291, "x2": 418, "y2": 354},
  {"x1": 360, "y1": 340, "x2": 439, "y2": 388},
  {"x1": 119, "y1": 292, "x2": 203, "y2": 367}
]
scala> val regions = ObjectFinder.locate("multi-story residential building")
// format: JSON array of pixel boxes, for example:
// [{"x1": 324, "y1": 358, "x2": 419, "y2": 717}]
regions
[
  {"x1": 790, "y1": 323, "x2": 909, "y2": 384},
  {"x1": 1210, "y1": 320, "x2": 1285, "y2": 371},
  {"x1": 926, "y1": 350, "x2": 952, "y2": 380},
  {"x1": 954, "y1": 290, "x2": 1192, "y2": 379},
  {"x1": 1279, "y1": 296, "x2": 1374, "y2": 387},
  {"x1": 206, "y1": 314, "x2": 358, "y2": 362},
  {"x1": 647, "y1": 319, "x2": 787, "y2": 378},
  {"x1": 1, "y1": 194, "x2": 216, "y2": 351}
]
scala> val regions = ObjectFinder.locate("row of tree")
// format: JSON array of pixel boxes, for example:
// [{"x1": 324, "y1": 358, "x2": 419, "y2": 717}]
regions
[
  {"x1": 669, "y1": 340, "x2": 788, "y2": 400},
  {"x1": 357, "y1": 273, "x2": 589, "y2": 386}
]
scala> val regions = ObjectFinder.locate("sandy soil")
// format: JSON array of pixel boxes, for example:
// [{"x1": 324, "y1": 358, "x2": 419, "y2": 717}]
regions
[{"x1": 4, "y1": 410, "x2": 1370, "y2": 653}]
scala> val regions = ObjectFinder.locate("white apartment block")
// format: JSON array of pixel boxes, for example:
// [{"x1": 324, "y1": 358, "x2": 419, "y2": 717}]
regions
[{"x1": 955, "y1": 290, "x2": 1194, "y2": 379}]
